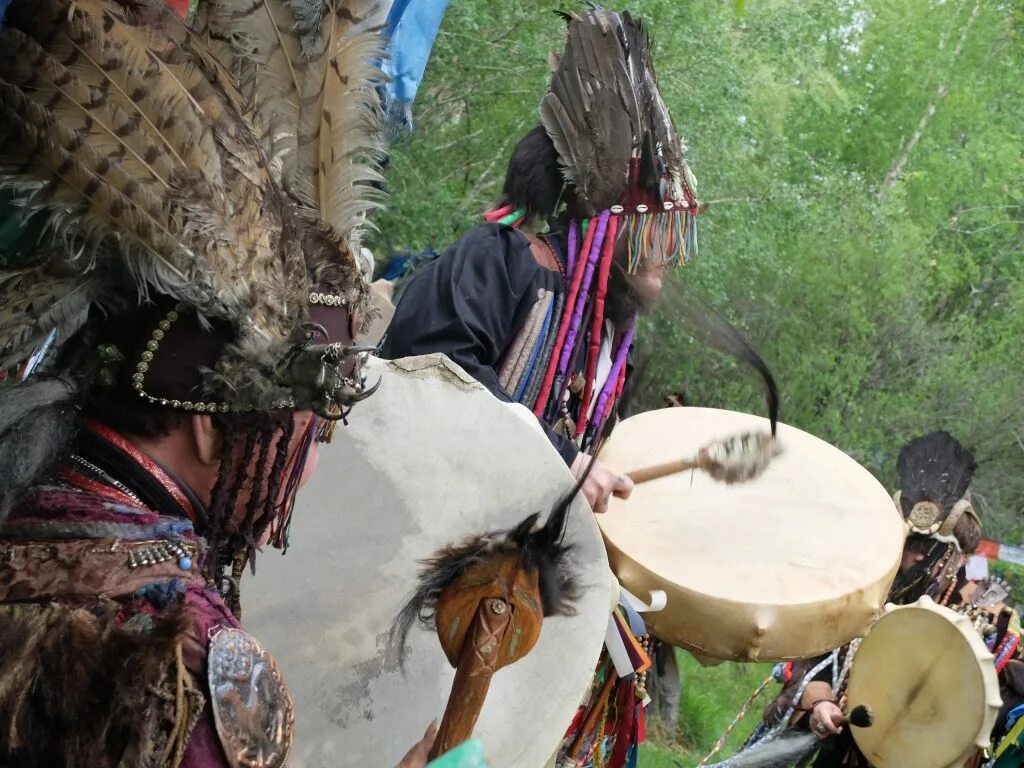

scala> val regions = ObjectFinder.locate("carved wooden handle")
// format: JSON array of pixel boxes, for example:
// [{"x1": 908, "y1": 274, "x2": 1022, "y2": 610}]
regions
[
  {"x1": 626, "y1": 459, "x2": 699, "y2": 484},
  {"x1": 429, "y1": 598, "x2": 512, "y2": 759}
]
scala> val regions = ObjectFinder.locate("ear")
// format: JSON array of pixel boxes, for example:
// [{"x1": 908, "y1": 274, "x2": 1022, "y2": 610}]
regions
[{"x1": 190, "y1": 414, "x2": 221, "y2": 466}]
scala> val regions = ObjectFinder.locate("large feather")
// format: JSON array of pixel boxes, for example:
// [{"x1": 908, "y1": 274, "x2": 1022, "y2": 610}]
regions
[
  {"x1": 208, "y1": 0, "x2": 303, "y2": 184},
  {"x1": 539, "y1": 6, "x2": 688, "y2": 213},
  {"x1": 209, "y1": 0, "x2": 387, "y2": 272},
  {"x1": 0, "y1": 0, "x2": 303, "y2": 336},
  {"x1": 291, "y1": 0, "x2": 387, "y2": 248}
]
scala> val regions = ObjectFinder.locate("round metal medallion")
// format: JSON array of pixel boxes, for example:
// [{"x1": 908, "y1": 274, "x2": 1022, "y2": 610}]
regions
[{"x1": 208, "y1": 628, "x2": 294, "y2": 768}]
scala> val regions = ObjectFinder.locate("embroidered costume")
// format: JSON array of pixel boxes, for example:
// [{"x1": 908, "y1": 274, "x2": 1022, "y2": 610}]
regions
[{"x1": 0, "y1": 0, "x2": 388, "y2": 764}]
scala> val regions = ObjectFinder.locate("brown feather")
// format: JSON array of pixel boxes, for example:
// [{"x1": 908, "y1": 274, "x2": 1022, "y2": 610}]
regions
[{"x1": 208, "y1": 0, "x2": 303, "y2": 181}]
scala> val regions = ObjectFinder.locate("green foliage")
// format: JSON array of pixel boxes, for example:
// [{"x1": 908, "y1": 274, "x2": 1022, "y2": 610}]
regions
[
  {"x1": 639, "y1": 652, "x2": 772, "y2": 766},
  {"x1": 991, "y1": 560, "x2": 1024, "y2": 608},
  {"x1": 372, "y1": 0, "x2": 1024, "y2": 541}
]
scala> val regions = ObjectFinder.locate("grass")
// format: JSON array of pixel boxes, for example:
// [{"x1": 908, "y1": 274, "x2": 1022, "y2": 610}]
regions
[{"x1": 638, "y1": 651, "x2": 774, "y2": 767}]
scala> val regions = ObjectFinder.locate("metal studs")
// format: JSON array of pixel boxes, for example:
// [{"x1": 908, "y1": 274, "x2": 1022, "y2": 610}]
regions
[{"x1": 490, "y1": 599, "x2": 508, "y2": 615}]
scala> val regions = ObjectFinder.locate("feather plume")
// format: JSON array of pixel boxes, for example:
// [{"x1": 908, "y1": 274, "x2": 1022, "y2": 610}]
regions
[
  {"x1": 897, "y1": 431, "x2": 976, "y2": 513},
  {"x1": 0, "y1": 0, "x2": 379, "y2": 411},
  {"x1": 0, "y1": 0, "x2": 304, "y2": 338},
  {"x1": 537, "y1": 6, "x2": 689, "y2": 214}
]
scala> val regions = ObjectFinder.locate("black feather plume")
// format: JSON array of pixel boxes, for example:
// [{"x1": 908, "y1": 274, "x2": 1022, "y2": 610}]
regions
[
  {"x1": 662, "y1": 281, "x2": 780, "y2": 434},
  {"x1": 897, "y1": 431, "x2": 976, "y2": 513}
]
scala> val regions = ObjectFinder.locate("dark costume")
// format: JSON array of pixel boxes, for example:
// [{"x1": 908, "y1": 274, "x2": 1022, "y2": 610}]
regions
[
  {"x1": 385, "y1": 220, "x2": 623, "y2": 465},
  {"x1": 0, "y1": 0, "x2": 387, "y2": 764},
  {"x1": 744, "y1": 431, "x2": 1022, "y2": 767},
  {"x1": 385, "y1": 7, "x2": 710, "y2": 767}
]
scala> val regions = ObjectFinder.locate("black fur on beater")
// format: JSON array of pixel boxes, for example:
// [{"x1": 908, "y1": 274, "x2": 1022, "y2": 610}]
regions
[{"x1": 387, "y1": 458, "x2": 597, "y2": 668}]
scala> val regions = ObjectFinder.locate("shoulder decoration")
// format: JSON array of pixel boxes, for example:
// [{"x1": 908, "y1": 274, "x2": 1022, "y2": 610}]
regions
[{"x1": 208, "y1": 628, "x2": 294, "y2": 768}]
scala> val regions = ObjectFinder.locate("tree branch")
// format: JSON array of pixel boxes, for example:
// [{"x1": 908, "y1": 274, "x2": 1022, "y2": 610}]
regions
[{"x1": 879, "y1": 0, "x2": 982, "y2": 194}]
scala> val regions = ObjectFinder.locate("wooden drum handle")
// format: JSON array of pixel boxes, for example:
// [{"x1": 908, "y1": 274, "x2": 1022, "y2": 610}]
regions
[
  {"x1": 626, "y1": 459, "x2": 700, "y2": 485},
  {"x1": 429, "y1": 598, "x2": 512, "y2": 760}
]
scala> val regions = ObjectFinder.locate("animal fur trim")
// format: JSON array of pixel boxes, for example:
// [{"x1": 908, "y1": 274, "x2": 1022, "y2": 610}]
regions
[{"x1": 0, "y1": 601, "x2": 204, "y2": 767}]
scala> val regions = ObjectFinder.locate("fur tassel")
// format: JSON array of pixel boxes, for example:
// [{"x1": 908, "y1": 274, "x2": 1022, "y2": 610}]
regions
[
  {"x1": 0, "y1": 601, "x2": 194, "y2": 766},
  {"x1": 387, "y1": 462, "x2": 594, "y2": 667},
  {"x1": 0, "y1": 377, "x2": 79, "y2": 519}
]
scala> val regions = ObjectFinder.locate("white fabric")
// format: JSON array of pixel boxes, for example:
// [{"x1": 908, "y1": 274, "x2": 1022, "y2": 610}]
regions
[
  {"x1": 586, "y1": 320, "x2": 616, "y2": 420},
  {"x1": 966, "y1": 554, "x2": 990, "y2": 581}
]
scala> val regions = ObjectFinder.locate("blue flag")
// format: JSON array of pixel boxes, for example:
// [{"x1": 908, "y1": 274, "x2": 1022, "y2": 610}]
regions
[{"x1": 381, "y1": 0, "x2": 450, "y2": 137}]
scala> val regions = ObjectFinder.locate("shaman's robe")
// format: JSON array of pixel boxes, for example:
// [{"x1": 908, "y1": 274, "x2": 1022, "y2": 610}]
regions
[
  {"x1": 0, "y1": 422, "x2": 242, "y2": 767},
  {"x1": 382, "y1": 221, "x2": 635, "y2": 467}
]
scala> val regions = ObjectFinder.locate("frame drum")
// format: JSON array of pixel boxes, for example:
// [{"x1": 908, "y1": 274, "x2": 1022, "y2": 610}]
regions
[
  {"x1": 847, "y1": 597, "x2": 1002, "y2": 768},
  {"x1": 245, "y1": 355, "x2": 613, "y2": 767},
  {"x1": 598, "y1": 407, "x2": 905, "y2": 662}
]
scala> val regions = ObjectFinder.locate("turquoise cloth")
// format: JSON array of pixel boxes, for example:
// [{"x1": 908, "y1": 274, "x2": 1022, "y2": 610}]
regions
[{"x1": 426, "y1": 739, "x2": 487, "y2": 768}]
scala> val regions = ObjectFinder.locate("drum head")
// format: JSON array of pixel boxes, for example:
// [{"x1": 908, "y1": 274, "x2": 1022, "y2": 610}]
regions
[
  {"x1": 598, "y1": 407, "x2": 905, "y2": 661},
  {"x1": 848, "y1": 597, "x2": 1002, "y2": 768},
  {"x1": 245, "y1": 355, "x2": 612, "y2": 768}
]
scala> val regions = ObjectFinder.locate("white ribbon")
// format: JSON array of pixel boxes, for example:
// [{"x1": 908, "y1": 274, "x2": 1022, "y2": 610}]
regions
[{"x1": 603, "y1": 586, "x2": 669, "y2": 679}]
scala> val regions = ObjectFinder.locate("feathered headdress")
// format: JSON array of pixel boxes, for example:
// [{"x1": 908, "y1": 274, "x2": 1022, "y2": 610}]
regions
[
  {"x1": 894, "y1": 431, "x2": 981, "y2": 552},
  {"x1": 489, "y1": 4, "x2": 698, "y2": 272},
  {"x1": 0, "y1": 0, "x2": 388, "y2": 417}
]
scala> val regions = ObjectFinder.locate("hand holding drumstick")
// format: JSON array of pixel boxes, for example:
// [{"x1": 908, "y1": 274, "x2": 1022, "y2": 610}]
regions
[{"x1": 626, "y1": 431, "x2": 780, "y2": 486}]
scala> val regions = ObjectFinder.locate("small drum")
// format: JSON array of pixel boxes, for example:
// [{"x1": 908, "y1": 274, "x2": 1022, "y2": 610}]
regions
[
  {"x1": 847, "y1": 596, "x2": 1002, "y2": 768},
  {"x1": 245, "y1": 355, "x2": 613, "y2": 768},
  {"x1": 598, "y1": 407, "x2": 905, "y2": 662}
]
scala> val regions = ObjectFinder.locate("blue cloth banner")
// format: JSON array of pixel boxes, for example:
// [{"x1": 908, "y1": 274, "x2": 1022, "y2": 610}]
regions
[{"x1": 384, "y1": 0, "x2": 449, "y2": 105}]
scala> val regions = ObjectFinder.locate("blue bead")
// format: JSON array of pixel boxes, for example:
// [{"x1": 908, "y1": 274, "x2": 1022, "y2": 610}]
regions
[{"x1": 178, "y1": 556, "x2": 192, "y2": 570}]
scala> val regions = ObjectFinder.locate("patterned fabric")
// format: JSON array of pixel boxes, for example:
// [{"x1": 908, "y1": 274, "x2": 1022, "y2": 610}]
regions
[{"x1": 0, "y1": 444, "x2": 239, "y2": 767}]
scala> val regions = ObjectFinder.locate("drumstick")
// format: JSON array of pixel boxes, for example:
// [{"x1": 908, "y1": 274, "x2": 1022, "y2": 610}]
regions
[{"x1": 626, "y1": 431, "x2": 779, "y2": 486}]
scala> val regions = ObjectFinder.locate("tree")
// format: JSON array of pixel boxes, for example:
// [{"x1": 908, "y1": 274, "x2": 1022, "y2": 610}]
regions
[{"x1": 371, "y1": 0, "x2": 1024, "y2": 540}]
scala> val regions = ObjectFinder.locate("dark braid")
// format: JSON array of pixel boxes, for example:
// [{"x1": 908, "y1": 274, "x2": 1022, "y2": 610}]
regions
[
  {"x1": 203, "y1": 418, "x2": 246, "y2": 581},
  {"x1": 202, "y1": 411, "x2": 296, "y2": 606},
  {"x1": 254, "y1": 415, "x2": 295, "y2": 548},
  {"x1": 239, "y1": 413, "x2": 275, "y2": 558}
]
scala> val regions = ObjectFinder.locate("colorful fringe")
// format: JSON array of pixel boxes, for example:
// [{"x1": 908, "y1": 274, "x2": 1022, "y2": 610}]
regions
[{"x1": 488, "y1": 202, "x2": 696, "y2": 454}]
